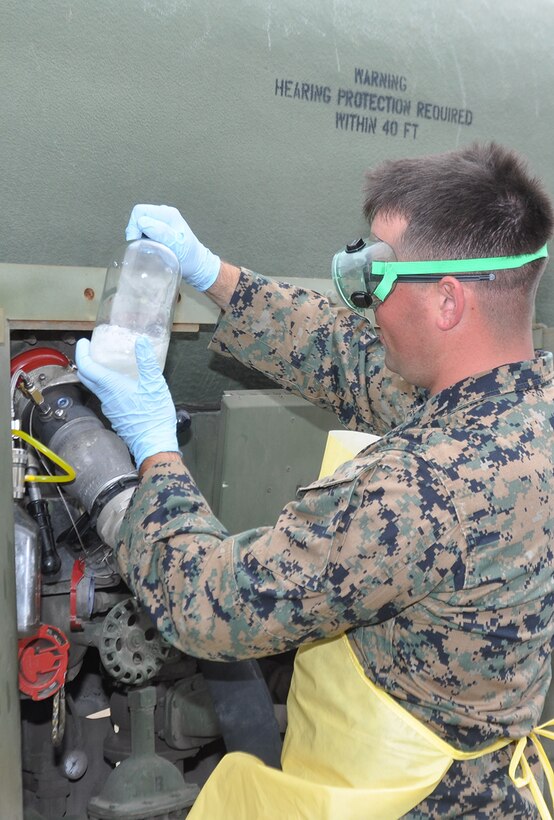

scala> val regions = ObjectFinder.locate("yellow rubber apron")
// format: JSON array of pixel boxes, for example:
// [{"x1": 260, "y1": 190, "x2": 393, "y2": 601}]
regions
[
  {"x1": 187, "y1": 633, "x2": 554, "y2": 819},
  {"x1": 188, "y1": 429, "x2": 554, "y2": 818}
]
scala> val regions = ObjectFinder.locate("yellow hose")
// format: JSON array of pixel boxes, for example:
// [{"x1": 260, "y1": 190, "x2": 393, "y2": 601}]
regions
[{"x1": 11, "y1": 428, "x2": 76, "y2": 484}]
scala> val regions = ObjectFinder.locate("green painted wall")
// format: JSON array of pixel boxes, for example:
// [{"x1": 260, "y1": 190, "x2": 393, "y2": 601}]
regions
[{"x1": 2, "y1": 0, "x2": 554, "y2": 325}]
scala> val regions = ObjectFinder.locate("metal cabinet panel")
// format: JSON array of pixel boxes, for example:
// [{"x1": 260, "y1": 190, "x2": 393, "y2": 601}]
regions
[{"x1": 212, "y1": 390, "x2": 338, "y2": 533}]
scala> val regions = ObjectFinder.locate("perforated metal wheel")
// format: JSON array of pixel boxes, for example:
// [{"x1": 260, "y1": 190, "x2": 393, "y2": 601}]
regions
[{"x1": 99, "y1": 597, "x2": 176, "y2": 685}]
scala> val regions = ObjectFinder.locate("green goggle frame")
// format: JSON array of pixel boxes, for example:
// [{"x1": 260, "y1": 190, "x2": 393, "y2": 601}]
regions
[{"x1": 332, "y1": 239, "x2": 549, "y2": 316}]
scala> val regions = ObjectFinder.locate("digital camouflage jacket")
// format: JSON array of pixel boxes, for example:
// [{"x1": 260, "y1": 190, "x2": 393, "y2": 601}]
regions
[{"x1": 117, "y1": 271, "x2": 554, "y2": 817}]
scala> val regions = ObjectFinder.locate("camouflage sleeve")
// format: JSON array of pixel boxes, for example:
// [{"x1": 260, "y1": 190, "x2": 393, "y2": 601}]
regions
[
  {"x1": 209, "y1": 270, "x2": 425, "y2": 435},
  {"x1": 115, "y1": 449, "x2": 462, "y2": 661}
]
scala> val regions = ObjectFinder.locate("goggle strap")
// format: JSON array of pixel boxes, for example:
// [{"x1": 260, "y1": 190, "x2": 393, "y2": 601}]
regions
[
  {"x1": 373, "y1": 269, "x2": 397, "y2": 303},
  {"x1": 372, "y1": 244, "x2": 548, "y2": 277}
]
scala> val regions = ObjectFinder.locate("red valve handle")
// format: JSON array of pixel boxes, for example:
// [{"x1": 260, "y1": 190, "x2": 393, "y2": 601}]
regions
[{"x1": 18, "y1": 624, "x2": 69, "y2": 701}]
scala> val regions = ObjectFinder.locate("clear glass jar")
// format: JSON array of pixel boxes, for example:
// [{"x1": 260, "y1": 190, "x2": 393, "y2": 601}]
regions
[{"x1": 90, "y1": 238, "x2": 180, "y2": 378}]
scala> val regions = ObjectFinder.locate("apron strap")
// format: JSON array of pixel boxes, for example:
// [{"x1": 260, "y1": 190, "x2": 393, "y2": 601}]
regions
[{"x1": 509, "y1": 725, "x2": 554, "y2": 820}]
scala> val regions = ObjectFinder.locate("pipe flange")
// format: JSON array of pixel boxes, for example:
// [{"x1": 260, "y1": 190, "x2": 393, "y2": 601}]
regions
[{"x1": 99, "y1": 597, "x2": 177, "y2": 685}]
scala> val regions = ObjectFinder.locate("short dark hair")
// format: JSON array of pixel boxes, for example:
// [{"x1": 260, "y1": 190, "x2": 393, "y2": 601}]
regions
[{"x1": 363, "y1": 142, "x2": 554, "y2": 295}]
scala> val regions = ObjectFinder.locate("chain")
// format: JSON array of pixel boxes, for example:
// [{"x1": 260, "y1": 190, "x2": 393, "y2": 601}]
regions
[{"x1": 51, "y1": 685, "x2": 66, "y2": 747}]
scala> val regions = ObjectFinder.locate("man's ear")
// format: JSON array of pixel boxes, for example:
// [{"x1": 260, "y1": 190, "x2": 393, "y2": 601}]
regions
[{"x1": 436, "y1": 276, "x2": 465, "y2": 331}]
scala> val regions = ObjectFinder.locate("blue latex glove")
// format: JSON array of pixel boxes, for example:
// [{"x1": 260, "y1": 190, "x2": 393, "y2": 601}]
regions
[
  {"x1": 126, "y1": 204, "x2": 221, "y2": 291},
  {"x1": 75, "y1": 336, "x2": 179, "y2": 469}
]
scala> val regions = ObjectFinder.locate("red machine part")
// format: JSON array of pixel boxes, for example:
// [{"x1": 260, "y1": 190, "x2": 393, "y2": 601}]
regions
[
  {"x1": 18, "y1": 624, "x2": 70, "y2": 701},
  {"x1": 70, "y1": 557, "x2": 86, "y2": 632},
  {"x1": 10, "y1": 347, "x2": 70, "y2": 377}
]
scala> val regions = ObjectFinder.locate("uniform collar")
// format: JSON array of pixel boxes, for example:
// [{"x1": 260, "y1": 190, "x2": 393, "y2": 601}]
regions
[{"x1": 411, "y1": 351, "x2": 553, "y2": 424}]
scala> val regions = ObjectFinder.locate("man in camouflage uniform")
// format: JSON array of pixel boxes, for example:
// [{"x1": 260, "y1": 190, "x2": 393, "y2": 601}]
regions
[{"x1": 77, "y1": 142, "x2": 554, "y2": 817}]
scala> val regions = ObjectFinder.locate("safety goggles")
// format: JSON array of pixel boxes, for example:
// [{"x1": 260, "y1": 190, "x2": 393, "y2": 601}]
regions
[{"x1": 332, "y1": 237, "x2": 549, "y2": 317}]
